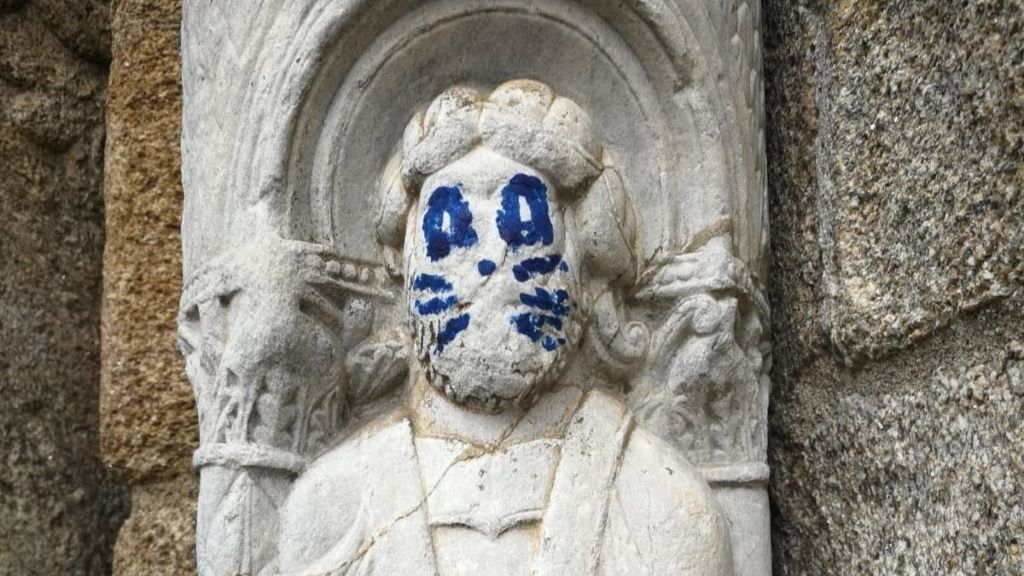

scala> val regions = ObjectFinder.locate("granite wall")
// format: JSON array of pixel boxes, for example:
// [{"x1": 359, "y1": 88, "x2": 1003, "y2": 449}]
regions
[
  {"x1": 0, "y1": 1, "x2": 127, "y2": 574},
  {"x1": 764, "y1": 0, "x2": 1023, "y2": 574}
]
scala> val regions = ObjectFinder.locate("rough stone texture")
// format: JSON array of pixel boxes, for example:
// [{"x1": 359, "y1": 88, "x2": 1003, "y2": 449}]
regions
[
  {"x1": 771, "y1": 299, "x2": 1024, "y2": 575},
  {"x1": 765, "y1": 0, "x2": 1024, "y2": 574},
  {"x1": 0, "y1": 1, "x2": 127, "y2": 574},
  {"x1": 824, "y1": 0, "x2": 1023, "y2": 363},
  {"x1": 101, "y1": 0, "x2": 192, "y2": 482},
  {"x1": 767, "y1": 0, "x2": 1024, "y2": 368},
  {"x1": 112, "y1": 477, "x2": 198, "y2": 576},
  {"x1": 100, "y1": 0, "x2": 196, "y2": 573}
]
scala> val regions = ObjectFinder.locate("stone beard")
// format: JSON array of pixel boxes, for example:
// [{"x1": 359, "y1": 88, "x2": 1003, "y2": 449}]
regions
[{"x1": 406, "y1": 149, "x2": 583, "y2": 412}]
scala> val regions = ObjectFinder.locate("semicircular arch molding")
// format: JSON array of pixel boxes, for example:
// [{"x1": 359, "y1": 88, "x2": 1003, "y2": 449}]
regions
[{"x1": 183, "y1": 0, "x2": 763, "y2": 278}]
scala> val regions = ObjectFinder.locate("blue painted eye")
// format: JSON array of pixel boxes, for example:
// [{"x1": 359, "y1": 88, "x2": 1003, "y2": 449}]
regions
[
  {"x1": 496, "y1": 174, "x2": 553, "y2": 249},
  {"x1": 423, "y1": 186, "x2": 478, "y2": 261}
]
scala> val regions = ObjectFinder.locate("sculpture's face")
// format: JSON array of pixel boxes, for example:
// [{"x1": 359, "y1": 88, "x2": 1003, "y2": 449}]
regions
[{"x1": 406, "y1": 148, "x2": 581, "y2": 412}]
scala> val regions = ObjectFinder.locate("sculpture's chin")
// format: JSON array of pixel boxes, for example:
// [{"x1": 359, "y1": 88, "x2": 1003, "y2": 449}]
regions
[
  {"x1": 421, "y1": 345, "x2": 564, "y2": 413},
  {"x1": 428, "y1": 370, "x2": 535, "y2": 413}
]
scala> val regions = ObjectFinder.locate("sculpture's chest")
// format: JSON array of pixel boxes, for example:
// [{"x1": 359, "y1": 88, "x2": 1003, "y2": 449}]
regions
[{"x1": 415, "y1": 437, "x2": 562, "y2": 575}]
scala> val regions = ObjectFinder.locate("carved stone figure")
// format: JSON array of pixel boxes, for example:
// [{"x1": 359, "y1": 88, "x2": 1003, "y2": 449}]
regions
[
  {"x1": 180, "y1": 2, "x2": 770, "y2": 575},
  {"x1": 276, "y1": 80, "x2": 735, "y2": 575}
]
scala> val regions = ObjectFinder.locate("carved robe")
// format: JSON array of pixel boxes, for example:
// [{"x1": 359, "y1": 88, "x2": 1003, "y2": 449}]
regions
[{"x1": 277, "y1": 389, "x2": 734, "y2": 576}]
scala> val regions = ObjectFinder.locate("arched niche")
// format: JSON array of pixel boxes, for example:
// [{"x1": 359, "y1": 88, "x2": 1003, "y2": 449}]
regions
[
  {"x1": 180, "y1": 2, "x2": 770, "y2": 574},
  {"x1": 215, "y1": 0, "x2": 761, "y2": 271}
]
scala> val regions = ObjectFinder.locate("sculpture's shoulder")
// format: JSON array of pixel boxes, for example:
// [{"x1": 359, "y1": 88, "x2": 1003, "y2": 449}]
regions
[
  {"x1": 603, "y1": 403, "x2": 733, "y2": 576},
  {"x1": 279, "y1": 412, "x2": 426, "y2": 571}
]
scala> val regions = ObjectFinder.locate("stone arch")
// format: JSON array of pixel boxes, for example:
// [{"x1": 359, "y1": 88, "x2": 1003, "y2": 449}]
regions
[{"x1": 196, "y1": 0, "x2": 762, "y2": 273}]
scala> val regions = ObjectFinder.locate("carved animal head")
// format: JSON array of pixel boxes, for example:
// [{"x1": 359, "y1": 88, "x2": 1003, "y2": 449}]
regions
[
  {"x1": 178, "y1": 238, "x2": 398, "y2": 458},
  {"x1": 375, "y1": 80, "x2": 641, "y2": 412}
]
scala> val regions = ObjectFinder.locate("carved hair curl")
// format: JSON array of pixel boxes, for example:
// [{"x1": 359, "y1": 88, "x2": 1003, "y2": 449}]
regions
[{"x1": 375, "y1": 80, "x2": 640, "y2": 288}]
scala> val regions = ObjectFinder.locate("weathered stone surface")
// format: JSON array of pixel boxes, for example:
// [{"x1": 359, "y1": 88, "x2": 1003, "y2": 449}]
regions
[
  {"x1": 763, "y1": 0, "x2": 828, "y2": 382},
  {"x1": 32, "y1": 0, "x2": 112, "y2": 63},
  {"x1": 765, "y1": 1, "x2": 1024, "y2": 574},
  {"x1": 824, "y1": 0, "x2": 1023, "y2": 363},
  {"x1": 101, "y1": 0, "x2": 192, "y2": 483},
  {"x1": 767, "y1": 0, "x2": 1023, "y2": 367},
  {"x1": 0, "y1": 4, "x2": 107, "y2": 150},
  {"x1": 0, "y1": 1, "x2": 127, "y2": 574},
  {"x1": 99, "y1": 2, "x2": 201, "y2": 573},
  {"x1": 112, "y1": 477, "x2": 198, "y2": 576},
  {"x1": 771, "y1": 298, "x2": 1024, "y2": 575},
  {"x1": 100, "y1": 1, "x2": 196, "y2": 573}
]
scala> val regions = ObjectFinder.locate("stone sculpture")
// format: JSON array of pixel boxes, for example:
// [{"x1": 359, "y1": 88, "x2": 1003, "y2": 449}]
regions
[{"x1": 180, "y1": 2, "x2": 769, "y2": 575}]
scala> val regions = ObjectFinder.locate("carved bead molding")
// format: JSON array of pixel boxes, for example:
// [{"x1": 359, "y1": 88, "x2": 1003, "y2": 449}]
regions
[{"x1": 180, "y1": 1, "x2": 768, "y2": 575}]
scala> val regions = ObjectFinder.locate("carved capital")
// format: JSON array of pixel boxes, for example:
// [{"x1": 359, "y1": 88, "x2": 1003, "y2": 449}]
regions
[
  {"x1": 631, "y1": 237, "x2": 771, "y2": 478},
  {"x1": 178, "y1": 236, "x2": 398, "y2": 471}
]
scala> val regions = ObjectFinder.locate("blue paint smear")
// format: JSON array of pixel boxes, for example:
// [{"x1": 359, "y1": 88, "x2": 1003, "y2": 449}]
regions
[
  {"x1": 511, "y1": 312, "x2": 565, "y2": 350},
  {"x1": 559, "y1": 260, "x2": 569, "y2": 273},
  {"x1": 512, "y1": 285, "x2": 571, "y2": 351},
  {"x1": 413, "y1": 273, "x2": 453, "y2": 293},
  {"x1": 519, "y1": 287, "x2": 570, "y2": 317},
  {"x1": 423, "y1": 186, "x2": 478, "y2": 261},
  {"x1": 512, "y1": 254, "x2": 563, "y2": 282},
  {"x1": 415, "y1": 295, "x2": 458, "y2": 316},
  {"x1": 477, "y1": 259, "x2": 497, "y2": 276},
  {"x1": 496, "y1": 174, "x2": 553, "y2": 249},
  {"x1": 437, "y1": 314, "x2": 470, "y2": 353}
]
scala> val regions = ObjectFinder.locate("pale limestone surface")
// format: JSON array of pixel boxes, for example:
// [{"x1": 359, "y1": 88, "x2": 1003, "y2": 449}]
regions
[{"x1": 179, "y1": 2, "x2": 769, "y2": 575}]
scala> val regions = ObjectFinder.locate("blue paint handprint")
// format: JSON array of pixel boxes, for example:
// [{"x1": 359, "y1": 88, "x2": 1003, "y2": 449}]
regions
[{"x1": 411, "y1": 272, "x2": 470, "y2": 354}]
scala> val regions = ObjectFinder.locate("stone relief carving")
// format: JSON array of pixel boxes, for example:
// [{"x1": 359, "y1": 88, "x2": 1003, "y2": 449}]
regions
[
  {"x1": 178, "y1": 238, "x2": 406, "y2": 572},
  {"x1": 180, "y1": 2, "x2": 768, "y2": 575},
  {"x1": 631, "y1": 243, "x2": 770, "y2": 470}
]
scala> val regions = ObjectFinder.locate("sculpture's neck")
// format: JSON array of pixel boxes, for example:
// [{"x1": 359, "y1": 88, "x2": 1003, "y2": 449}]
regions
[{"x1": 408, "y1": 372, "x2": 579, "y2": 448}]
